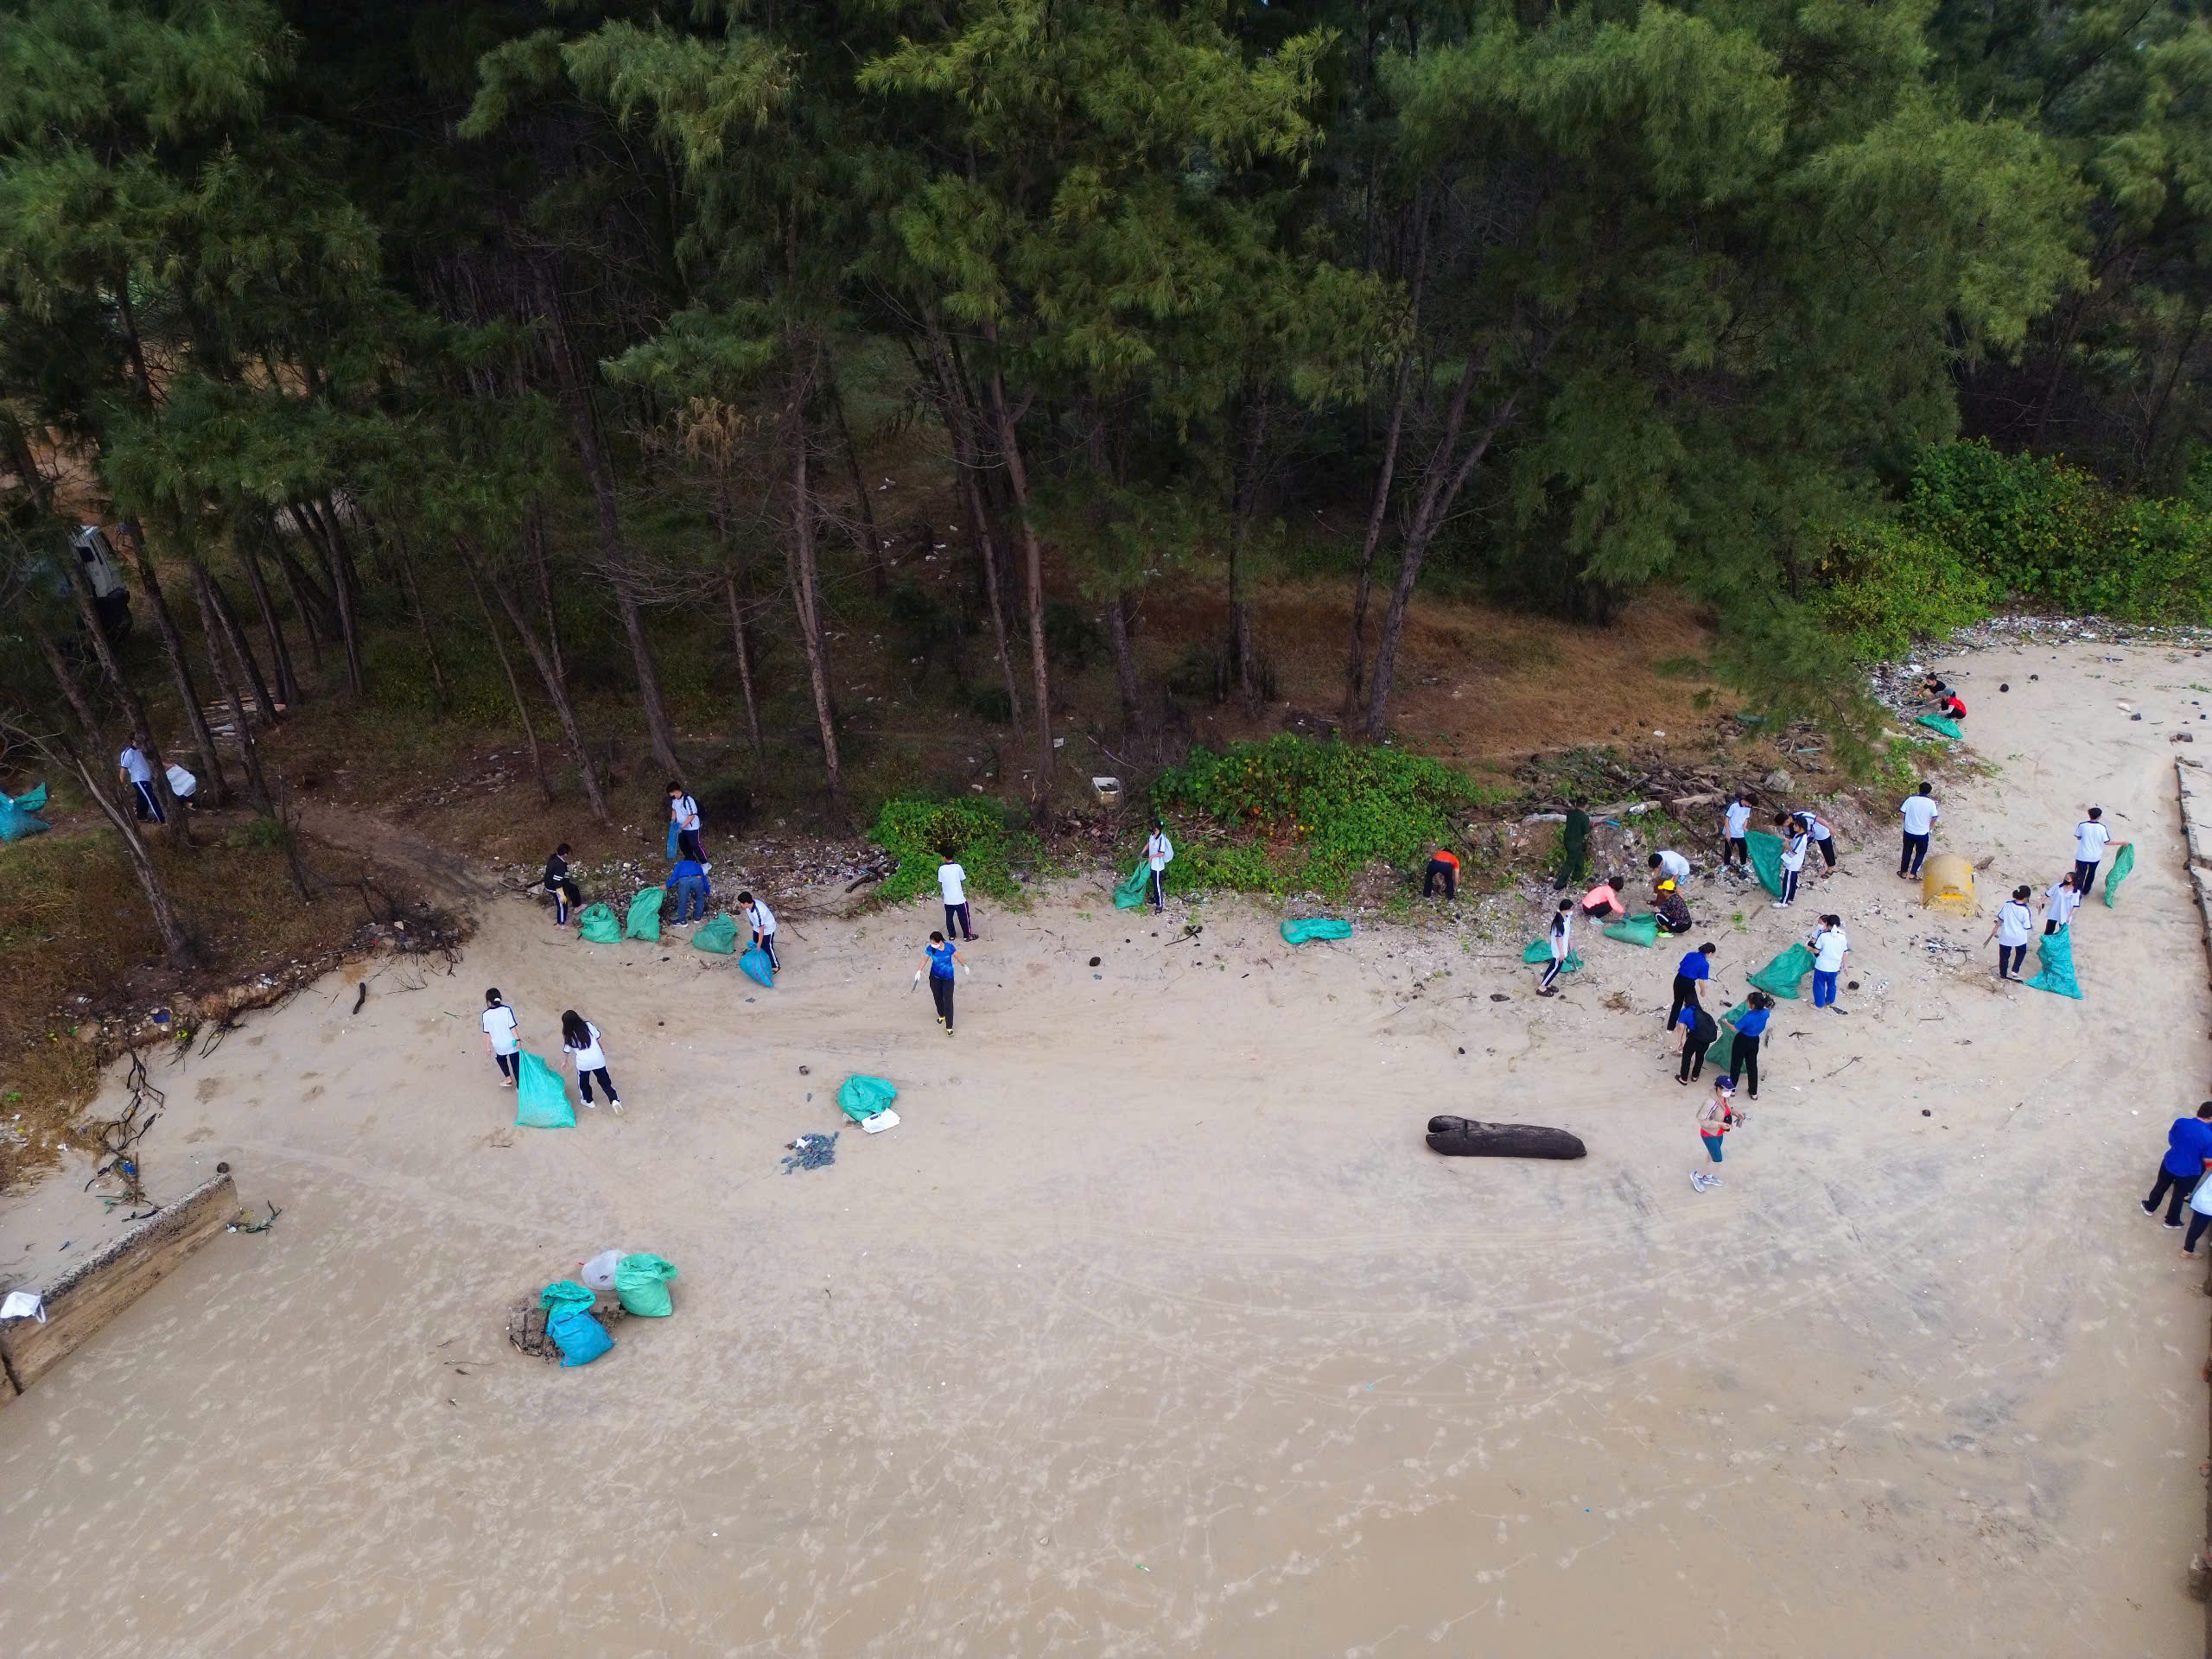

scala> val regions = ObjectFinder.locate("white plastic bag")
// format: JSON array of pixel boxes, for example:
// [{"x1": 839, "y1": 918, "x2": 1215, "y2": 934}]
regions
[{"x1": 580, "y1": 1249, "x2": 624, "y2": 1291}]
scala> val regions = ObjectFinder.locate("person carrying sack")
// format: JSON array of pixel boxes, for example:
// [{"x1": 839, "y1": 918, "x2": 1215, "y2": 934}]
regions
[
  {"x1": 738, "y1": 891, "x2": 779, "y2": 971},
  {"x1": 1144, "y1": 822, "x2": 1174, "y2": 913}
]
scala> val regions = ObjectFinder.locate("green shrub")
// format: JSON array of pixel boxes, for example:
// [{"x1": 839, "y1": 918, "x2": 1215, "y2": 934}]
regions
[
  {"x1": 1162, "y1": 842, "x2": 1280, "y2": 895},
  {"x1": 871, "y1": 796, "x2": 1026, "y2": 906},
  {"x1": 1813, "y1": 521, "x2": 2003, "y2": 659}
]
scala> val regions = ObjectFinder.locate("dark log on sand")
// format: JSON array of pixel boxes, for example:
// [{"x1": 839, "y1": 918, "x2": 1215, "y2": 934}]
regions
[{"x1": 1426, "y1": 1116, "x2": 1586, "y2": 1160}]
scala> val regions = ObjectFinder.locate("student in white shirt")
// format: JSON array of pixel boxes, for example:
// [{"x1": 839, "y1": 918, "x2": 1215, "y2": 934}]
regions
[
  {"x1": 1721, "y1": 793, "x2": 1752, "y2": 870},
  {"x1": 1987, "y1": 886, "x2": 2034, "y2": 982},
  {"x1": 1772, "y1": 814, "x2": 1807, "y2": 908},
  {"x1": 118, "y1": 742, "x2": 163, "y2": 823},
  {"x1": 1808, "y1": 914, "x2": 1849, "y2": 1011},
  {"x1": 561, "y1": 1009, "x2": 622, "y2": 1114},
  {"x1": 936, "y1": 850, "x2": 975, "y2": 941},
  {"x1": 480, "y1": 988, "x2": 522, "y2": 1086},
  {"x1": 1538, "y1": 900, "x2": 1573, "y2": 995},
  {"x1": 2071, "y1": 807, "x2": 2126, "y2": 899},
  {"x1": 1897, "y1": 784, "x2": 1938, "y2": 879},
  {"x1": 667, "y1": 781, "x2": 703, "y2": 862},
  {"x1": 1144, "y1": 823, "x2": 1174, "y2": 913},
  {"x1": 737, "y1": 890, "x2": 779, "y2": 972},
  {"x1": 1793, "y1": 809, "x2": 1836, "y2": 870},
  {"x1": 2043, "y1": 871, "x2": 2081, "y2": 935},
  {"x1": 1649, "y1": 848, "x2": 1692, "y2": 886}
]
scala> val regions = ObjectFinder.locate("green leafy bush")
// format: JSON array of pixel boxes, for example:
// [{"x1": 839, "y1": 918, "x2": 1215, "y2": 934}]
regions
[
  {"x1": 1162, "y1": 842, "x2": 1280, "y2": 895},
  {"x1": 1150, "y1": 735, "x2": 1502, "y2": 897},
  {"x1": 871, "y1": 796, "x2": 1025, "y2": 906},
  {"x1": 1813, "y1": 521, "x2": 2003, "y2": 659}
]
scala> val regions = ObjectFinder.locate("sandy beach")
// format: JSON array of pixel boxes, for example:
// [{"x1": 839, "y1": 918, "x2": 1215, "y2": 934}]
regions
[{"x1": 3, "y1": 639, "x2": 2209, "y2": 1656}]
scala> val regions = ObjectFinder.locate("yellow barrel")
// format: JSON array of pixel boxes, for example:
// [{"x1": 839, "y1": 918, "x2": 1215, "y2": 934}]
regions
[{"x1": 1922, "y1": 853, "x2": 1975, "y2": 915}]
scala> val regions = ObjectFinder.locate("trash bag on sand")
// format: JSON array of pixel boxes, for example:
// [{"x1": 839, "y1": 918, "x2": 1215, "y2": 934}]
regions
[
  {"x1": 624, "y1": 887, "x2": 664, "y2": 942},
  {"x1": 1744, "y1": 831, "x2": 1783, "y2": 898},
  {"x1": 2026, "y1": 925, "x2": 2083, "y2": 999},
  {"x1": 1280, "y1": 918, "x2": 1351, "y2": 944},
  {"x1": 613, "y1": 1253, "x2": 678, "y2": 1318},
  {"x1": 2104, "y1": 843, "x2": 2135, "y2": 907},
  {"x1": 1114, "y1": 861, "x2": 1152, "y2": 910},
  {"x1": 541, "y1": 1281, "x2": 613, "y2": 1366},
  {"x1": 1522, "y1": 938, "x2": 1585, "y2": 973},
  {"x1": 514, "y1": 1052, "x2": 575, "y2": 1128},
  {"x1": 577, "y1": 903, "x2": 620, "y2": 944},
  {"x1": 1747, "y1": 943, "x2": 1815, "y2": 999},
  {"x1": 1602, "y1": 912, "x2": 1659, "y2": 947},
  {"x1": 692, "y1": 912, "x2": 738, "y2": 953},
  {"x1": 581, "y1": 1249, "x2": 624, "y2": 1291},
  {"x1": 739, "y1": 945, "x2": 774, "y2": 987},
  {"x1": 838, "y1": 1075, "x2": 898, "y2": 1123},
  {"x1": 1916, "y1": 714, "x2": 1965, "y2": 741}
]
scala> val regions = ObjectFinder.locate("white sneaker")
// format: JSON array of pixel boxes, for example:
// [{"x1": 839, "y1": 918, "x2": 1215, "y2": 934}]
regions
[
  {"x1": 609, "y1": 1098, "x2": 624, "y2": 1116},
  {"x1": 1706, "y1": 1172, "x2": 1723, "y2": 1185},
  {"x1": 582, "y1": 1098, "x2": 597, "y2": 1109},
  {"x1": 1691, "y1": 1172, "x2": 1711, "y2": 1192},
  {"x1": 502, "y1": 1077, "x2": 515, "y2": 1088}
]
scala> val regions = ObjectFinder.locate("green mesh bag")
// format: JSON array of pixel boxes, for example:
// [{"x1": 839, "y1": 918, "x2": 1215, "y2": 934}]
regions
[
  {"x1": 1745, "y1": 831, "x2": 1783, "y2": 898},
  {"x1": 1522, "y1": 938, "x2": 1584, "y2": 973},
  {"x1": 1916, "y1": 714, "x2": 1964, "y2": 740},
  {"x1": 1747, "y1": 943, "x2": 1815, "y2": 998},
  {"x1": 837, "y1": 1075, "x2": 899, "y2": 1122},
  {"x1": 1114, "y1": 861, "x2": 1152, "y2": 910},
  {"x1": 2026, "y1": 926, "x2": 2082, "y2": 999},
  {"x1": 613, "y1": 1253, "x2": 678, "y2": 1318},
  {"x1": 2104, "y1": 843, "x2": 2134, "y2": 907},
  {"x1": 1281, "y1": 918, "x2": 1352, "y2": 944},
  {"x1": 692, "y1": 912, "x2": 739, "y2": 953},
  {"x1": 1602, "y1": 912, "x2": 1659, "y2": 946},
  {"x1": 514, "y1": 1052, "x2": 575, "y2": 1128},
  {"x1": 624, "y1": 886, "x2": 664, "y2": 942},
  {"x1": 576, "y1": 903, "x2": 620, "y2": 944}
]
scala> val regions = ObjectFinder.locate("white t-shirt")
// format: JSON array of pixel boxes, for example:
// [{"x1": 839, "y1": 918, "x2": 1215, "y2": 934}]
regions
[
  {"x1": 1147, "y1": 833, "x2": 1174, "y2": 873},
  {"x1": 2074, "y1": 821, "x2": 2111, "y2": 861},
  {"x1": 1811, "y1": 927, "x2": 1849, "y2": 971},
  {"x1": 1796, "y1": 811, "x2": 1830, "y2": 842},
  {"x1": 481, "y1": 1004, "x2": 519, "y2": 1054},
  {"x1": 2044, "y1": 880, "x2": 2079, "y2": 925},
  {"x1": 746, "y1": 899, "x2": 776, "y2": 936},
  {"x1": 1655, "y1": 849, "x2": 1691, "y2": 882},
  {"x1": 937, "y1": 862, "x2": 967, "y2": 905},
  {"x1": 1996, "y1": 903, "x2": 2033, "y2": 947},
  {"x1": 1724, "y1": 802, "x2": 1751, "y2": 838},
  {"x1": 1550, "y1": 914, "x2": 1572, "y2": 959},
  {"x1": 118, "y1": 745, "x2": 152, "y2": 784},
  {"x1": 564, "y1": 1021, "x2": 606, "y2": 1071},
  {"x1": 1780, "y1": 835, "x2": 1807, "y2": 872},
  {"x1": 1899, "y1": 795, "x2": 1938, "y2": 836},
  {"x1": 164, "y1": 763, "x2": 197, "y2": 799},
  {"x1": 671, "y1": 794, "x2": 700, "y2": 830}
]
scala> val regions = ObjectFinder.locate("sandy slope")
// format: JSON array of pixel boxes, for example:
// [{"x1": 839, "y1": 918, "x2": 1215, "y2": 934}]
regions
[{"x1": 2, "y1": 639, "x2": 2209, "y2": 1657}]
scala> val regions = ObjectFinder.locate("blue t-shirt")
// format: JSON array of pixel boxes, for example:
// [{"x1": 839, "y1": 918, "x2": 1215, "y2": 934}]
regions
[
  {"x1": 665, "y1": 859, "x2": 709, "y2": 893},
  {"x1": 1677, "y1": 951, "x2": 1711, "y2": 982},
  {"x1": 2164, "y1": 1116, "x2": 2212, "y2": 1177},
  {"x1": 1734, "y1": 1007, "x2": 1770, "y2": 1039},
  {"x1": 926, "y1": 941, "x2": 958, "y2": 979}
]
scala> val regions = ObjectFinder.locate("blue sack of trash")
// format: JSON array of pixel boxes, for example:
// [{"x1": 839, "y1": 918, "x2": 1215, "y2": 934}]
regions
[
  {"x1": 0, "y1": 783, "x2": 50, "y2": 842},
  {"x1": 539, "y1": 1280, "x2": 613, "y2": 1366},
  {"x1": 740, "y1": 945, "x2": 774, "y2": 987}
]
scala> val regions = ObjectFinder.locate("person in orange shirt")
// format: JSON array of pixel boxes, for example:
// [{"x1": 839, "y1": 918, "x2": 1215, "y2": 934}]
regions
[
  {"x1": 1423, "y1": 846, "x2": 1460, "y2": 899},
  {"x1": 1580, "y1": 874, "x2": 1625, "y2": 921}
]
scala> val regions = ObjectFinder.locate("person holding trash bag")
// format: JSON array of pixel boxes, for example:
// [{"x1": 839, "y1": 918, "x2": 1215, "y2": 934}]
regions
[
  {"x1": 561, "y1": 1010, "x2": 623, "y2": 1114},
  {"x1": 481, "y1": 988, "x2": 522, "y2": 1086},
  {"x1": 1727, "y1": 993, "x2": 1773, "y2": 1099},
  {"x1": 665, "y1": 857, "x2": 709, "y2": 924},
  {"x1": 1538, "y1": 900, "x2": 1573, "y2": 995},
  {"x1": 543, "y1": 842, "x2": 581, "y2": 928},
  {"x1": 738, "y1": 890, "x2": 779, "y2": 972},
  {"x1": 1668, "y1": 943, "x2": 1715, "y2": 1031},
  {"x1": 1144, "y1": 821, "x2": 1175, "y2": 912},
  {"x1": 914, "y1": 931, "x2": 965, "y2": 1033}
]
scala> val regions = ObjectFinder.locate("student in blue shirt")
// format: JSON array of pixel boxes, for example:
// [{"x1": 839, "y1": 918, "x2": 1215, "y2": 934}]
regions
[
  {"x1": 664, "y1": 857, "x2": 710, "y2": 924},
  {"x1": 1726, "y1": 992, "x2": 1773, "y2": 1099},
  {"x1": 912, "y1": 931, "x2": 967, "y2": 1034},
  {"x1": 1667, "y1": 943, "x2": 1716, "y2": 1032},
  {"x1": 2143, "y1": 1101, "x2": 2212, "y2": 1227}
]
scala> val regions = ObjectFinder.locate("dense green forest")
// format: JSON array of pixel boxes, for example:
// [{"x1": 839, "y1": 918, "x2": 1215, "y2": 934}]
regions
[{"x1": 1, "y1": 0, "x2": 2209, "y2": 961}]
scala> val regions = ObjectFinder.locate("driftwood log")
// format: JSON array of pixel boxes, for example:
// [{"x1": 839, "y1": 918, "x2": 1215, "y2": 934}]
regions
[{"x1": 1426, "y1": 1116, "x2": 1587, "y2": 1160}]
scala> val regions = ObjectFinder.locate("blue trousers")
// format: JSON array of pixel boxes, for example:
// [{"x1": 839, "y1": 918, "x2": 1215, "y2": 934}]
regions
[
  {"x1": 671, "y1": 876, "x2": 706, "y2": 923},
  {"x1": 1812, "y1": 969, "x2": 1838, "y2": 1007}
]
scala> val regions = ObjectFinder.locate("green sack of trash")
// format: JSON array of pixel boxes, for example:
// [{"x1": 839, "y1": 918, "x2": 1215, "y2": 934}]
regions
[
  {"x1": 1522, "y1": 938, "x2": 1584, "y2": 973},
  {"x1": 10, "y1": 784, "x2": 46, "y2": 811},
  {"x1": 514, "y1": 1051, "x2": 575, "y2": 1128},
  {"x1": 838, "y1": 1075, "x2": 899, "y2": 1123},
  {"x1": 1602, "y1": 912, "x2": 1659, "y2": 947},
  {"x1": 1745, "y1": 831, "x2": 1783, "y2": 898},
  {"x1": 624, "y1": 886, "x2": 664, "y2": 942},
  {"x1": 2104, "y1": 842, "x2": 2134, "y2": 907},
  {"x1": 1281, "y1": 918, "x2": 1351, "y2": 944},
  {"x1": 1916, "y1": 714, "x2": 1965, "y2": 740},
  {"x1": 692, "y1": 912, "x2": 738, "y2": 953},
  {"x1": 613, "y1": 1252, "x2": 679, "y2": 1318},
  {"x1": 1747, "y1": 942, "x2": 1815, "y2": 999},
  {"x1": 2026, "y1": 925, "x2": 2083, "y2": 999},
  {"x1": 576, "y1": 903, "x2": 620, "y2": 944},
  {"x1": 1114, "y1": 861, "x2": 1152, "y2": 910}
]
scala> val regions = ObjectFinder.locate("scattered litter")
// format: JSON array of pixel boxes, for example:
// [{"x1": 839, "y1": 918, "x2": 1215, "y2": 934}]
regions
[
  {"x1": 227, "y1": 1201, "x2": 281, "y2": 1234},
  {"x1": 782, "y1": 1132, "x2": 838, "y2": 1173}
]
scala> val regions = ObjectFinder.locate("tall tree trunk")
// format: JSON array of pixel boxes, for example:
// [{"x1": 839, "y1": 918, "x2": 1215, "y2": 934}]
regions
[
  {"x1": 292, "y1": 501, "x2": 366, "y2": 695},
  {"x1": 190, "y1": 560, "x2": 312, "y2": 900},
  {"x1": 723, "y1": 570, "x2": 768, "y2": 772},
  {"x1": 118, "y1": 519, "x2": 227, "y2": 803},
  {"x1": 525, "y1": 503, "x2": 565, "y2": 690},
  {"x1": 826, "y1": 372, "x2": 887, "y2": 596},
  {"x1": 1103, "y1": 594, "x2": 1145, "y2": 737},
  {"x1": 784, "y1": 371, "x2": 848, "y2": 823},
  {"x1": 268, "y1": 537, "x2": 330, "y2": 673},
  {"x1": 1228, "y1": 386, "x2": 1271, "y2": 700},
  {"x1": 204, "y1": 566, "x2": 279, "y2": 728},
  {"x1": 394, "y1": 536, "x2": 449, "y2": 710},
  {"x1": 925, "y1": 311, "x2": 1024, "y2": 732},
  {"x1": 462, "y1": 557, "x2": 553, "y2": 804},
  {"x1": 457, "y1": 535, "x2": 609, "y2": 823},
  {"x1": 236, "y1": 534, "x2": 301, "y2": 706},
  {"x1": 1346, "y1": 221, "x2": 1427, "y2": 715},
  {"x1": 981, "y1": 325, "x2": 1054, "y2": 807}
]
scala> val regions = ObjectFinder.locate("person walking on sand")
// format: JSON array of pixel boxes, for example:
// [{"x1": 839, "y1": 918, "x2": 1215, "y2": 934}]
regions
[
  {"x1": 481, "y1": 988, "x2": 521, "y2": 1087},
  {"x1": 1721, "y1": 792, "x2": 1752, "y2": 870},
  {"x1": 668, "y1": 782, "x2": 703, "y2": 862},
  {"x1": 2042, "y1": 870, "x2": 2081, "y2": 935},
  {"x1": 1726, "y1": 992, "x2": 1772, "y2": 1099},
  {"x1": 2144, "y1": 1101, "x2": 2212, "y2": 1228},
  {"x1": 1649, "y1": 848, "x2": 1692, "y2": 887},
  {"x1": 1423, "y1": 845, "x2": 1460, "y2": 900},
  {"x1": 560, "y1": 1009, "x2": 623, "y2": 1115},
  {"x1": 1145, "y1": 821, "x2": 1175, "y2": 913},
  {"x1": 937, "y1": 849, "x2": 976, "y2": 940},
  {"x1": 1897, "y1": 784, "x2": 1938, "y2": 879},
  {"x1": 1668, "y1": 942, "x2": 1716, "y2": 1031},
  {"x1": 1774, "y1": 814, "x2": 1807, "y2": 908},
  {"x1": 1808, "y1": 915, "x2": 1849, "y2": 1012},
  {"x1": 543, "y1": 842, "x2": 582, "y2": 929},
  {"x1": 1989, "y1": 886, "x2": 2034, "y2": 982},
  {"x1": 738, "y1": 891, "x2": 779, "y2": 972},
  {"x1": 1580, "y1": 874, "x2": 1626, "y2": 922},
  {"x1": 2072, "y1": 808, "x2": 2126, "y2": 899},
  {"x1": 913, "y1": 931, "x2": 966, "y2": 1033},
  {"x1": 1691, "y1": 1077, "x2": 1737, "y2": 1191},
  {"x1": 1677, "y1": 1001, "x2": 1720, "y2": 1085},
  {"x1": 664, "y1": 856, "x2": 710, "y2": 924},
  {"x1": 1538, "y1": 900, "x2": 1573, "y2": 995}
]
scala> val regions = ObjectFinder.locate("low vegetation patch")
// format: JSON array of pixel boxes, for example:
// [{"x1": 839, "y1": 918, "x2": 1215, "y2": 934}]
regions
[{"x1": 871, "y1": 796, "x2": 1029, "y2": 906}]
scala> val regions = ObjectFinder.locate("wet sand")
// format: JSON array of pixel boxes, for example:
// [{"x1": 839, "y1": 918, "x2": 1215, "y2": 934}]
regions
[{"x1": 2, "y1": 640, "x2": 2208, "y2": 1656}]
